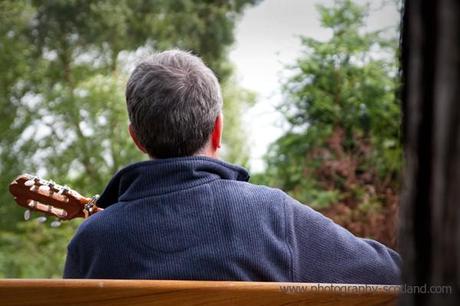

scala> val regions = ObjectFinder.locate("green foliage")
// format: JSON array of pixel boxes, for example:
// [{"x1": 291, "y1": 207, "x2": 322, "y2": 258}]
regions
[
  {"x1": 260, "y1": 0, "x2": 401, "y2": 245},
  {"x1": 0, "y1": 219, "x2": 81, "y2": 278},
  {"x1": 0, "y1": 0, "x2": 38, "y2": 231},
  {"x1": 221, "y1": 78, "x2": 257, "y2": 167},
  {"x1": 0, "y1": 0, "x2": 259, "y2": 277}
]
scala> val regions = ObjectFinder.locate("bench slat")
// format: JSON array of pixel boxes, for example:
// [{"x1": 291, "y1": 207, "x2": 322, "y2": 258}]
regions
[{"x1": 0, "y1": 279, "x2": 399, "y2": 306}]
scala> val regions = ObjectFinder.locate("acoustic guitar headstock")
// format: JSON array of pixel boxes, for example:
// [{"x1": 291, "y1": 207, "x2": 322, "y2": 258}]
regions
[{"x1": 9, "y1": 174, "x2": 101, "y2": 222}]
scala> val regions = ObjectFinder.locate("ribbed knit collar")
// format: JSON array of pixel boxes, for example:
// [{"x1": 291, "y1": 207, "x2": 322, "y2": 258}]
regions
[{"x1": 97, "y1": 156, "x2": 250, "y2": 208}]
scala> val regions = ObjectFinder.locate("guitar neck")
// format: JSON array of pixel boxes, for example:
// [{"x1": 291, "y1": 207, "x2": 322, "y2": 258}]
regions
[{"x1": 9, "y1": 174, "x2": 103, "y2": 220}]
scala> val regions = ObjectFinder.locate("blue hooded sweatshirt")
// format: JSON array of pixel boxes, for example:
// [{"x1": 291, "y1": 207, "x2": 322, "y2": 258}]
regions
[{"x1": 63, "y1": 156, "x2": 400, "y2": 284}]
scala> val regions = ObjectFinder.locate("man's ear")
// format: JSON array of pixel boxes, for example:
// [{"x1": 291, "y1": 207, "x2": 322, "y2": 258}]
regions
[
  {"x1": 128, "y1": 124, "x2": 148, "y2": 154},
  {"x1": 211, "y1": 112, "x2": 223, "y2": 152}
]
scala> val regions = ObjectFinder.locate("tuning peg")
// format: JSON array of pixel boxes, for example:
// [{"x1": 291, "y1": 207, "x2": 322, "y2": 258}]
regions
[
  {"x1": 50, "y1": 220, "x2": 62, "y2": 228},
  {"x1": 59, "y1": 186, "x2": 69, "y2": 195},
  {"x1": 37, "y1": 216, "x2": 47, "y2": 223},
  {"x1": 24, "y1": 179, "x2": 35, "y2": 187},
  {"x1": 28, "y1": 200, "x2": 37, "y2": 208},
  {"x1": 24, "y1": 209, "x2": 31, "y2": 221},
  {"x1": 48, "y1": 180, "x2": 58, "y2": 192}
]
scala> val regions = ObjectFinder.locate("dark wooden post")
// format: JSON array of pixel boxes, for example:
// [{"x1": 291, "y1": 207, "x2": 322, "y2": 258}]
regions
[{"x1": 400, "y1": 0, "x2": 460, "y2": 305}]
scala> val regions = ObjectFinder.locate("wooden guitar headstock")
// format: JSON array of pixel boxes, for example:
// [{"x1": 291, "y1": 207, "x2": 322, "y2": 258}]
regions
[{"x1": 9, "y1": 174, "x2": 102, "y2": 221}]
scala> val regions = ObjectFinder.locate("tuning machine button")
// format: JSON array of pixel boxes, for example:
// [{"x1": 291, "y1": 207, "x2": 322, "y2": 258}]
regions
[
  {"x1": 24, "y1": 209, "x2": 31, "y2": 221},
  {"x1": 50, "y1": 220, "x2": 62, "y2": 228},
  {"x1": 37, "y1": 216, "x2": 47, "y2": 223}
]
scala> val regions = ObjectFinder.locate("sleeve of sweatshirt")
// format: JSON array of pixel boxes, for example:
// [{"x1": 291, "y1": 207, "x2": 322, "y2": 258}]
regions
[{"x1": 283, "y1": 195, "x2": 401, "y2": 284}]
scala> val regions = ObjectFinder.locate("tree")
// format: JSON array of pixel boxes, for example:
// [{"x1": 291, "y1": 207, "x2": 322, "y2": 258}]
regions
[
  {"x1": 400, "y1": 0, "x2": 460, "y2": 305},
  {"x1": 0, "y1": 0, "x2": 37, "y2": 231},
  {"x1": 0, "y1": 0, "x2": 259, "y2": 277},
  {"x1": 221, "y1": 77, "x2": 256, "y2": 167},
  {"x1": 256, "y1": 0, "x2": 401, "y2": 247}
]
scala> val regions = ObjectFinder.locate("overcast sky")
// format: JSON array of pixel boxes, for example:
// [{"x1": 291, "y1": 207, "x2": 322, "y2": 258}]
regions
[{"x1": 229, "y1": 0, "x2": 400, "y2": 172}]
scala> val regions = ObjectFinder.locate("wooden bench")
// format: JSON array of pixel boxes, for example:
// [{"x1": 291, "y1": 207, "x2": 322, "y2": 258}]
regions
[{"x1": 0, "y1": 279, "x2": 399, "y2": 306}]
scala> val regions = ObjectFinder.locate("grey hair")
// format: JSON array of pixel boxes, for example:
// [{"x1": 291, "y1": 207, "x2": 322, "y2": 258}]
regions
[{"x1": 126, "y1": 50, "x2": 223, "y2": 158}]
